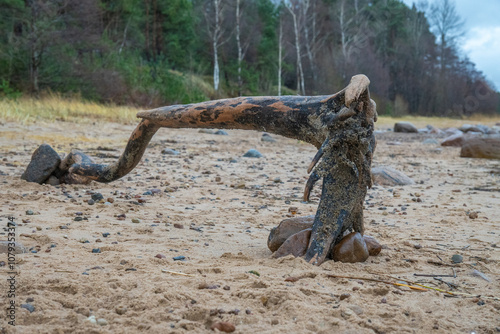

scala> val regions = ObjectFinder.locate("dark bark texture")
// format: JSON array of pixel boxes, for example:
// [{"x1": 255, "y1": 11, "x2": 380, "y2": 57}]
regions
[{"x1": 23, "y1": 74, "x2": 377, "y2": 265}]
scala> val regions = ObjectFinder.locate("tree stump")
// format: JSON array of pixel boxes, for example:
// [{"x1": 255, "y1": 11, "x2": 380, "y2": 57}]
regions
[{"x1": 22, "y1": 74, "x2": 377, "y2": 265}]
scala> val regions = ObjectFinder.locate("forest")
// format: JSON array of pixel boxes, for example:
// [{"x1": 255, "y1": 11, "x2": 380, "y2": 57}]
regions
[{"x1": 0, "y1": 0, "x2": 498, "y2": 116}]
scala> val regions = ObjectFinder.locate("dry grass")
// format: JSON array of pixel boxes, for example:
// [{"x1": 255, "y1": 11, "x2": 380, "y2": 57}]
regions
[
  {"x1": 376, "y1": 114, "x2": 500, "y2": 130},
  {"x1": 1, "y1": 95, "x2": 499, "y2": 129},
  {"x1": 0, "y1": 94, "x2": 138, "y2": 125}
]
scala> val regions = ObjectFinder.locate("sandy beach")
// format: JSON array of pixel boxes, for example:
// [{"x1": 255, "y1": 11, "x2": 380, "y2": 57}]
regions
[{"x1": 0, "y1": 119, "x2": 499, "y2": 333}]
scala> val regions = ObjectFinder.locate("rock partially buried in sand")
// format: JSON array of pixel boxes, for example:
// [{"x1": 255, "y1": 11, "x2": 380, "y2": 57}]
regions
[
  {"x1": 267, "y1": 215, "x2": 314, "y2": 252},
  {"x1": 243, "y1": 149, "x2": 263, "y2": 158},
  {"x1": 0, "y1": 241, "x2": 27, "y2": 254},
  {"x1": 21, "y1": 144, "x2": 61, "y2": 184},
  {"x1": 332, "y1": 232, "x2": 369, "y2": 263},
  {"x1": 273, "y1": 229, "x2": 311, "y2": 258},
  {"x1": 460, "y1": 137, "x2": 500, "y2": 159},
  {"x1": 210, "y1": 321, "x2": 236, "y2": 333},
  {"x1": 268, "y1": 218, "x2": 382, "y2": 262},
  {"x1": 394, "y1": 122, "x2": 418, "y2": 133},
  {"x1": 371, "y1": 166, "x2": 414, "y2": 186}
]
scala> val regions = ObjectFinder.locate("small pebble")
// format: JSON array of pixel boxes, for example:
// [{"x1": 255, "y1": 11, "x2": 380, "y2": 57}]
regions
[
  {"x1": 91, "y1": 193, "x2": 103, "y2": 202},
  {"x1": 131, "y1": 218, "x2": 141, "y2": 224},
  {"x1": 214, "y1": 130, "x2": 228, "y2": 135},
  {"x1": 162, "y1": 148, "x2": 180, "y2": 155},
  {"x1": 469, "y1": 212, "x2": 478, "y2": 219},
  {"x1": 74, "y1": 216, "x2": 83, "y2": 222},
  {"x1": 116, "y1": 307, "x2": 127, "y2": 315},
  {"x1": 102, "y1": 232, "x2": 110, "y2": 238},
  {"x1": 87, "y1": 315, "x2": 97, "y2": 324},
  {"x1": 155, "y1": 253, "x2": 166, "y2": 259},
  {"x1": 21, "y1": 303, "x2": 35, "y2": 313},
  {"x1": 451, "y1": 254, "x2": 463, "y2": 264},
  {"x1": 339, "y1": 293, "x2": 351, "y2": 301},
  {"x1": 210, "y1": 321, "x2": 235, "y2": 333},
  {"x1": 97, "y1": 318, "x2": 108, "y2": 326},
  {"x1": 92, "y1": 248, "x2": 101, "y2": 254},
  {"x1": 173, "y1": 255, "x2": 186, "y2": 261},
  {"x1": 87, "y1": 199, "x2": 95, "y2": 205},
  {"x1": 26, "y1": 210, "x2": 34, "y2": 215}
]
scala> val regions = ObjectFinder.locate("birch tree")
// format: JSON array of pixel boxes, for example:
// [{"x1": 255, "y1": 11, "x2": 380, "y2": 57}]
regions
[
  {"x1": 287, "y1": 2, "x2": 305, "y2": 95},
  {"x1": 204, "y1": 0, "x2": 225, "y2": 92},
  {"x1": 428, "y1": 0, "x2": 464, "y2": 71}
]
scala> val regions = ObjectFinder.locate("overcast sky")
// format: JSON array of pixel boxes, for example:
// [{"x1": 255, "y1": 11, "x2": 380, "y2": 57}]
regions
[{"x1": 401, "y1": 0, "x2": 500, "y2": 90}]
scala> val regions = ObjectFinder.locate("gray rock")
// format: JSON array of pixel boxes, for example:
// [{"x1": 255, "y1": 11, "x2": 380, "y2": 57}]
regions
[
  {"x1": 91, "y1": 193, "x2": 104, "y2": 202},
  {"x1": 422, "y1": 138, "x2": 439, "y2": 145},
  {"x1": 21, "y1": 303, "x2": 35, "y2": 313},
  {"x1": 394, "y1": 122, "x2": 418, "y2": 133},
  {"x1": 426, "y1": 125, "x2": 444, "y2": 135},
  {"x1": 21, "y1": 144, "x2": 61, "y2": 184},
  {"x1": 97, "y1": 318, "x2": 108, "y2": 326},
  {"x1": 451, "y1": 254, "x2": 463, "y2": 263},
  {"x1": 261, "y1": 133, "x2": 276, "y2": 142},
  {"x1": 0, "y1": 241, "x2": 27, "y2": 254},
  {"x1": 460, "y1": 124, "x2": 488, "y2": 134},
  {"x1": 371, "y1": 166, "x2": 415, "y2": 186},
  {"x1": 161, "y1": 148, "x2": 180, "y2": 155},
  {"x1": 214, "y1": 130, "x2": 228, "y2": 135},
  {"x1": 243, "y1": 149, "x2": 263, "y2": 158},
  {"x1": 443, "y1": 127, "x2": 463, "y2": 136}
]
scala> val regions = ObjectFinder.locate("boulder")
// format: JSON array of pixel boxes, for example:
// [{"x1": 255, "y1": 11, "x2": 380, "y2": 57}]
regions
[
  {"x1": 440, "y1": 133, "x2": 482, "y2": 147},
  {"x1": 460, "y1": 124, "x2": 488, "y2": 134},
  {"x1": 394, "y1": 122, "x2": 418, "y2": 133},
  {"x1": 371, "y1": 166, "x2": 414, "y2": 186},
  {"x1": 332, "y1": 232, "x2": 369, "y2": 263},
  {"x1": 21, "y1": 144, "x2": 61, "y2": 184},
  {"x1": 267, "y1": 215, "x2": 314, "y2": 252},
  {"x1": 426, "y1": 125, "x2": 444, "y2": 135},
  {"x1": 460, "y1": 137, "x2": 500, "y2": 159}
]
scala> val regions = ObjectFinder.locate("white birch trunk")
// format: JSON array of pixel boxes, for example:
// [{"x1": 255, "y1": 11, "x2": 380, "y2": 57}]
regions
[
  {"x1": 288, "y1": 5, "x2": 305, "y2": 95},
  {"x1": 213, "y1": 0, "x2": 220, "y2": 92},
  {"x1": 278, "y1": 17, "x2": 282, "y2": 96},
  {"x1": 236, "y1": 0, "x2": 242, "y2": 96}
]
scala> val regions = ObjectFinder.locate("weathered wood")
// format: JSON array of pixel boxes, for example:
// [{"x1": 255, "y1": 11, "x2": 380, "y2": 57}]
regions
[{"x1": 23, "y1": 74, "x2": 377, "y2": 266}]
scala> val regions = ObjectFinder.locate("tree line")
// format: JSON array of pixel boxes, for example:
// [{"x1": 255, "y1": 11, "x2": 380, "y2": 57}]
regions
[{"x1": 0, "y1": 0, "x2": 498, "y2": 116}]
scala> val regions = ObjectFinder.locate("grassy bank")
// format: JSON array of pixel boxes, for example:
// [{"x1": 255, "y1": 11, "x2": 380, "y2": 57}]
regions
[
  {"x1": 0, "y1": 95, "x2": 138, "y2": 124},
  {"x1": 1, "y1": 95, "x2": 499, "y2": 127}
]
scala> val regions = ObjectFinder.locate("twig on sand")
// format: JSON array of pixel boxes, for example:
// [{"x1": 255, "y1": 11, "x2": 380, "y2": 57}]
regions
[
  {"x1": 328, "y1": 274, "x2": 500, "y2": 301},
  {"x1": 161, "y1": 269, "x2": 195, "y2": 277},
  {"x1": 433, "y1": 277, "x2": 459, "y2": 289},
  {"x1": 413, "y1": 273, "x2": 454, "y2": 277},
  {"x1": 326, "y1": 274, "x2": 428, "y2": 292}
]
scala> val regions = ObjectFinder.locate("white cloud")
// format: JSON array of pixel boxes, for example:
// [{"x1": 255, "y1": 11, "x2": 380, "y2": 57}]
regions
[{"x1": 463, "y1": 26, "x2": 500, "y2": 89}]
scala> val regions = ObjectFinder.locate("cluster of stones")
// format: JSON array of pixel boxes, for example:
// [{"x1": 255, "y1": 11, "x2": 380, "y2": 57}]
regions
[
  {"x1": 21, "y1": 144, "x2": 93, "y2": 185},
  {"x1": 394, "y1": 121, "x2": 500, "y2": 159},
  {"x1": 267, "y1": 216, "x2": 382, "y2": 263}
]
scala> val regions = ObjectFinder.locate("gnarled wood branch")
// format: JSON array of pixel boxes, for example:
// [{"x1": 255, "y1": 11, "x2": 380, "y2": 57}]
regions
[{"x1": 23, "y1": 74, "x2": 377, "y2": 265}]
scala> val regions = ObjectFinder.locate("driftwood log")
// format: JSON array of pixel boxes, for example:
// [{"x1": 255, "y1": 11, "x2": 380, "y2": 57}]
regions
[{"x1": 22, "y1": 74, "x2": 377, "y2": 265}]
